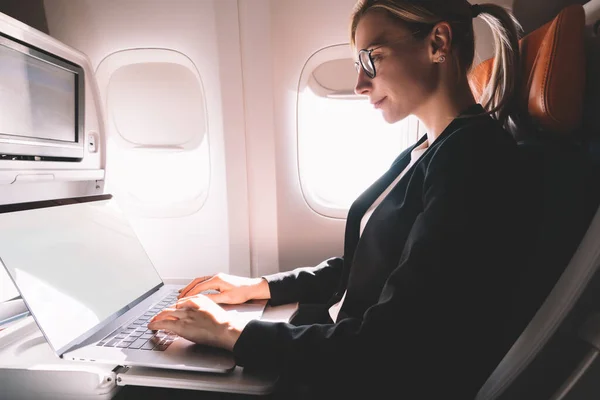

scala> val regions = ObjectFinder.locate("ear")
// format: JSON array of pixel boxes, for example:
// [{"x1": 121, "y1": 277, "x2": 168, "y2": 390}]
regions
[{"x1": 429, "y1": 22, "x2": 453, "y2": 63}]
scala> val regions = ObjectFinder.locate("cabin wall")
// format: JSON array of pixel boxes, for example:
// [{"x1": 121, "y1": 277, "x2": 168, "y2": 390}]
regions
[
  {"x1": 237, "y1": 0, "x2": 280, "y2": 276},
  {"x1": 269, "y1": 0, "x2": 356, "y2": 271}
]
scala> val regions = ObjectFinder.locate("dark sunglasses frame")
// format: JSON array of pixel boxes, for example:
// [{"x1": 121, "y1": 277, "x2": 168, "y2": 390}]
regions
[
  {"x1": 354, "y1": 31, "x2": 427, "y2": 79},
  {"x1": 354, "y1": 46, "x2": 384, "y2": 79}
]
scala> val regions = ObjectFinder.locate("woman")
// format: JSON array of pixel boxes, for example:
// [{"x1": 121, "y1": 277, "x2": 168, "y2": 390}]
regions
[{"x1": 149, "y1": 1, "x2": 531, "y2": 398}]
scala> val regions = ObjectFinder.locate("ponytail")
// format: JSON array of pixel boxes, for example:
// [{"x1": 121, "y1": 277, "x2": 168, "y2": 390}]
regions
[{"x1": 474, "y1": 4, "x2": 523, "y2": 132}]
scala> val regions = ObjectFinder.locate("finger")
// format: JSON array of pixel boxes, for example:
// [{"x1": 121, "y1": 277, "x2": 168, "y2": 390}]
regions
[
  {"x1": 178, "y1": 279, "x2": 221, "y2": 299},
  {"x1": 149, "y1": 307, "x2": 176, "y2": 322},
  {"x1": 175, "y1": 298, "x2": 202, "y2": 310},
  {"x1": 147, "y1": 318, "x2": 184, "y2": 334},
  {"x1": 178, "y1": 276, "x2": 211, "y2": 296},
  {"x1": 150, "y1": 308, "x2": 189, "y2": 323},
  {"x1": 204, "y1": 291, "x2": 232, "y2": 304},
  {"x1": 178, "y1": 278, "x2": 215, "y2": 299}
]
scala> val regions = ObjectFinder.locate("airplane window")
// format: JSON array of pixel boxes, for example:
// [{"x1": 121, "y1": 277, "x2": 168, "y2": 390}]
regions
[
  {"x1": 104, "y1": 142, "x2": 210, "y2": 218},
  {"x1": 108, "y1": 62, "x2": 207, "y2": 147},
  {"x1": 97, "y1": 50, "x2": 210, "y2": 218},
  {"x1": 298, "y1": 46, "x2": 420, "y2": 218}
]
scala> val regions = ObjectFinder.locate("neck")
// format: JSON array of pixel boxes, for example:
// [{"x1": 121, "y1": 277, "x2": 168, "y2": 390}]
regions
[{"x1": 414, "y1": 79, "x2": 476, "y2": 144}]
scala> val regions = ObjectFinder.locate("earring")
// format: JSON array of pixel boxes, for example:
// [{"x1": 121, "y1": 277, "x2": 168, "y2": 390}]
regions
[{"x1": 438, "y1": 55, "x2": 446, "y2": 63}]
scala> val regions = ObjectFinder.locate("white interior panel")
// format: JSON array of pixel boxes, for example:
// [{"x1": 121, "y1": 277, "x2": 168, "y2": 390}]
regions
[
  {"x1": 108, "y1": 62, "x2": 206, "y2": 148},
  {"x1": 0, "y1": 265, "x2": 18, "y2": 302},
  {"x1": 309, "y1": 57, "x2": 358, "y2": 96},
  {"x1": 237, "y1": 0, "x2": 280, "y2": 277},
  {"x1": 43, "y1": 0, "x2": 251, "y2": 280}
]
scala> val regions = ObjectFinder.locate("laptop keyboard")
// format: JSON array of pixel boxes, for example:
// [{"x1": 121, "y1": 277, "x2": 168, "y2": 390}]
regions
[{"x1": 96, "y1": 291, "x2": 179, "y2": 351}]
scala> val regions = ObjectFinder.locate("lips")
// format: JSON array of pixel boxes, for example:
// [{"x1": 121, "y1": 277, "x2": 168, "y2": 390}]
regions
[{"x1": 372, "y1": 97, "x2": 386, "y2": 109}]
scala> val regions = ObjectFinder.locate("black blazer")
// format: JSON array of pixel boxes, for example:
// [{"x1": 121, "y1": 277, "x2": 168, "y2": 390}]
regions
[{"x1": 234, "y1": 105, "x2": 530, "y2": 399}]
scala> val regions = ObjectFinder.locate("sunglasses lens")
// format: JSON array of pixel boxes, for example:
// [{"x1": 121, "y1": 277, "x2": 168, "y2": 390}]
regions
[{"x1": 359, "y1": 51, "x2": 375, "y2": 78}]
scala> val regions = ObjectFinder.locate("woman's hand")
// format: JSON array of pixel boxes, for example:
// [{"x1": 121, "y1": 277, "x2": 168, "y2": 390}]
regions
[
  {"x1": 177, "y1": 273, "x2": 270, "y2": 304},
  {"x1": 147, "y1": 295, "x2": 244, "y2": 352}
]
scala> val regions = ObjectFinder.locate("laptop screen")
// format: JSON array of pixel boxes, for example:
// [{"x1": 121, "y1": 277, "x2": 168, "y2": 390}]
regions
[{"x1": 0, "y1": 195, "x2": 163, "y2": 354}]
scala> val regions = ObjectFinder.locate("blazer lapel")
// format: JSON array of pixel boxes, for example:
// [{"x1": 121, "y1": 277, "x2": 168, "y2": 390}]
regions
[{"x1": 331, "y1": 135, "x2": 428, "y2": 303}]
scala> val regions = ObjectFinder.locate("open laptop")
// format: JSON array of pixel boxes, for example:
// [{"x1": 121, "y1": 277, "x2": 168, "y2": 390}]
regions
[{"x1": 0, "y1": 194, "x2": 266, "y2": 373}]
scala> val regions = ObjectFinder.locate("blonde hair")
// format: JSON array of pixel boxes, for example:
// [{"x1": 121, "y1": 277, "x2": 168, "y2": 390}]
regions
[{"x1": 350, "y1": 0, "x2": 523, "y2": 131}]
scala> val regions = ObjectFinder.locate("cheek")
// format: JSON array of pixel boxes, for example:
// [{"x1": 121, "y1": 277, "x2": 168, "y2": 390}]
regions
[
  {"x1": 388, "y1": 59, "x2": 436, "y2": 104},
  {"x1": 379, "y1": 61, "x2": 436, "y2": 123}
]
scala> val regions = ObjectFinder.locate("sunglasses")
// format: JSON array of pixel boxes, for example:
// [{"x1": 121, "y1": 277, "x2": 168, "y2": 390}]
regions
[{"x1": 354, "y1": 32, "x2": 425, "y2": 79}]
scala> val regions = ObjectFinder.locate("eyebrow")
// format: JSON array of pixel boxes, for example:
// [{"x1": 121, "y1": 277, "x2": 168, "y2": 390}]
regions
[{"x1": 362, "y1": 33, "x2": 388, "y2": 50}]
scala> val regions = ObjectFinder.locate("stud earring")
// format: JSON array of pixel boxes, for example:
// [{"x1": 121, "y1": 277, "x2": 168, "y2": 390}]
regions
[{"x1": 438, "y1": 55, "x2": 446, "y2": 63}]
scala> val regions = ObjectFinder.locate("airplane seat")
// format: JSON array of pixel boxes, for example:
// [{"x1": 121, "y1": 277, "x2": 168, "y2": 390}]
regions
[
  {"x1": 467, "y1": 4, "x2": 600, "y2": 399},
  {"x1": 582, "y1": 1, "x2": 600, "y2": 223}
]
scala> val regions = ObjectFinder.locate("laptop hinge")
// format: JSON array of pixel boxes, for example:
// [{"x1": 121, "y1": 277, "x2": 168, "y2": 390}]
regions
[{"x1": 113, "y1": 365, "x2": 130, "y2": 385}]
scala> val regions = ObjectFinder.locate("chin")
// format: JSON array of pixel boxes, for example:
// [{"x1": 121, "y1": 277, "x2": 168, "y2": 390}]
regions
[{"x1": 382, "y1": 110, "x2": 409, "y2": 124}]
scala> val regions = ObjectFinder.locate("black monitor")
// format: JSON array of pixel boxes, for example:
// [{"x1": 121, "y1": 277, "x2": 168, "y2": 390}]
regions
[{"x1": 0, "y1": 32, "x2": 85, "y2": 161}]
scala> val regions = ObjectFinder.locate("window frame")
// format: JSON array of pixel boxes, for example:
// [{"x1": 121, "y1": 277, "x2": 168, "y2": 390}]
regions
[
  {"x1": 296, "y1": 44, "x2": 420, "y2": 219},
  {"x1": 95, "y1": 49, "x2": 211, "y2": 218}
]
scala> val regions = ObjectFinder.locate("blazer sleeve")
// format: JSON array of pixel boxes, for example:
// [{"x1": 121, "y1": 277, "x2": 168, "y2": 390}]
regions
[
  {"x1": 263, "y1": 257, "x2": 344, "y2": 306},
  {"x1": 233, "y1": 127, "x2": 522, "y2": 387}
]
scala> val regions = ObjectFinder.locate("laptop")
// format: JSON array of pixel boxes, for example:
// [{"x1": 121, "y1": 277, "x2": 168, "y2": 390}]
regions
[{"x1": 0, "y1": 194, "x2": 266, "y2": 373}]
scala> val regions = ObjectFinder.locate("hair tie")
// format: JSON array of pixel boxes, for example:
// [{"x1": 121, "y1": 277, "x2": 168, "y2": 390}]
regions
[{"x1": 471, "y1": 4, "x2": 482, "y2": 18}]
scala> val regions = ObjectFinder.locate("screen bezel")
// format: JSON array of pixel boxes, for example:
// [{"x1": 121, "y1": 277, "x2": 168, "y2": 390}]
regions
[
  {"x1": 0, "y1": 195, "x2": 165, "y2": 355},
  {"x1": 0, "y1": 32, "x2": 85, "y2": 160}
]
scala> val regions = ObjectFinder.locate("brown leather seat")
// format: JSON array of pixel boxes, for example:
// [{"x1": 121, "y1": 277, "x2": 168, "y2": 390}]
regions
[{"x1": 469, "y1": 3, "x2": 586, "y2": 136}]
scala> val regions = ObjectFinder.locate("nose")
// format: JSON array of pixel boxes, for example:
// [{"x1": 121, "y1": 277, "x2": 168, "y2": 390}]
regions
[{"x1": 354, "y1": 68, "x2": 371, "y2": 96}]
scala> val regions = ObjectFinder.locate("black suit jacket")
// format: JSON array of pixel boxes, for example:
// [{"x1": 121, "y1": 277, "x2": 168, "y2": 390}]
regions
[{"x1": 234, "y1": 105, "x2": 530, "y2": 399}]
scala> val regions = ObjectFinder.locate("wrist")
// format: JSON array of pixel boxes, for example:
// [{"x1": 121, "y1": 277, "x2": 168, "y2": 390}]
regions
[
  {"x1": 248, "y1": 277, "x2": 271, "y2": 300},
  {"x1": 223, "y1": 320, "x2": 245, "y2": 352},
  {"x1": 257, "y1": 277, "x2": 271, "y2": 299}
]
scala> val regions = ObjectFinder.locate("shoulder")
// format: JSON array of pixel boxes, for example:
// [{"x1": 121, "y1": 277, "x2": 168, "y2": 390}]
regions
[
  {"x1": 428, "y1": 116, "x2": 518, "y2": 167},
  {"x1": 420, "y1": 116, "x2": 520, "y2": 188}
]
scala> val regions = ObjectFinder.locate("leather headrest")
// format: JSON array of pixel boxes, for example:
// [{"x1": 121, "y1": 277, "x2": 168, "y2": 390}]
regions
[{"x1": 469, "y1": 4, "x2": 586, "y2": 135}]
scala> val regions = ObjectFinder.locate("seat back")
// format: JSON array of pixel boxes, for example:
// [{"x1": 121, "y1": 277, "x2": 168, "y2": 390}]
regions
[
  {"x1": 469, "y1": 4, "x2": 585, "y2": 137},
  {"x1": 467, "y1": 4, "x2": 600, "y2": 399}
]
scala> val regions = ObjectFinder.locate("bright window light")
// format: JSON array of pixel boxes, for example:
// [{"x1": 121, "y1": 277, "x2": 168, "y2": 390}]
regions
[
  {"x1": 97, "y1": 50, "x2": 211, "y2": 219},
  {"x1": 298, "y1": 88, "x2": 419, "y2": 218},
  {"x1": 105, "y1": 140, "x2": 210, "y2": 218}
]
